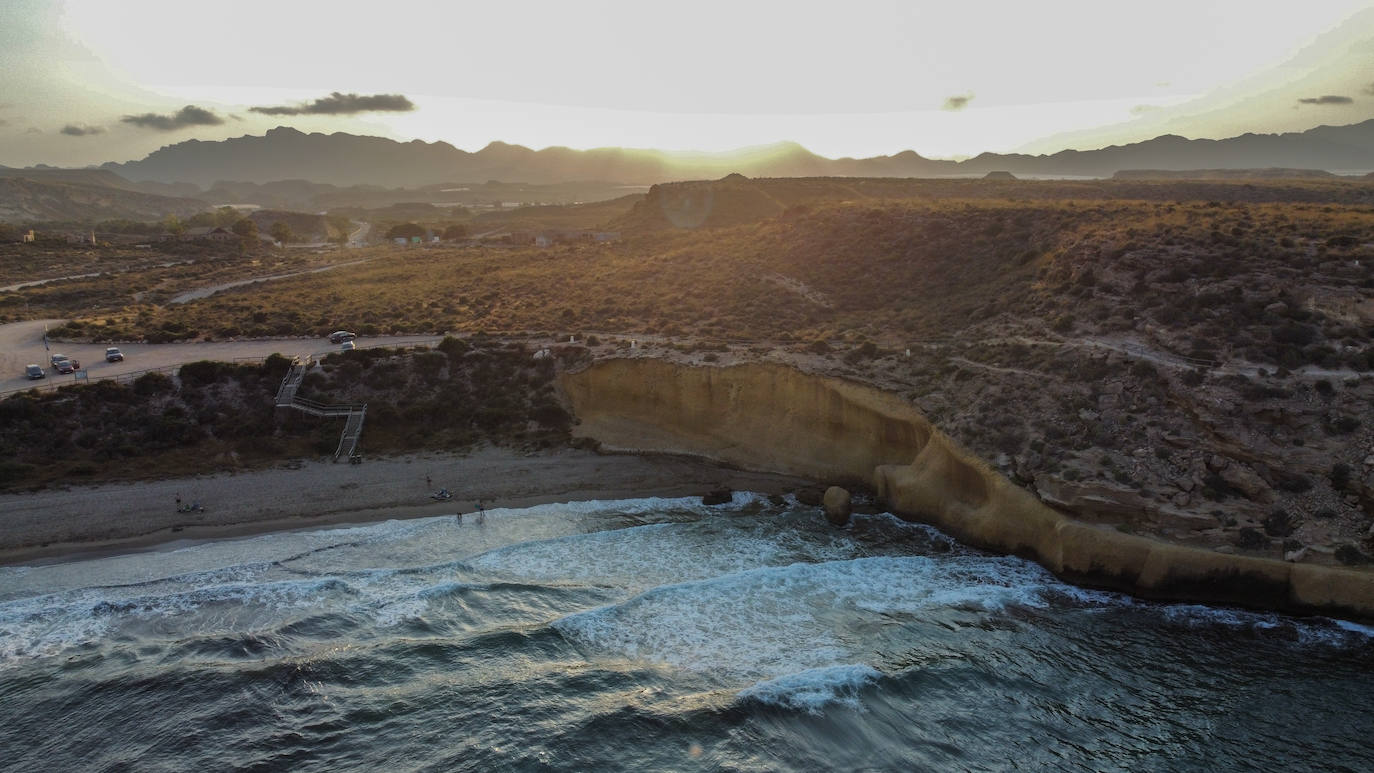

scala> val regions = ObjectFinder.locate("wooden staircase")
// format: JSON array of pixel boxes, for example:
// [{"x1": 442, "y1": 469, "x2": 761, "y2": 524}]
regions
[{"x1": 275, "y1": 357, "x2": 368, "y2": 462}]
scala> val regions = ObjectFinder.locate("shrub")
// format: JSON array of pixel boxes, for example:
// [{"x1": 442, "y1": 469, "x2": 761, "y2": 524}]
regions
[
  {"x1": 133, "y1": 371, "x2": 174, "y2": 396},
  {"x1": 1235, "y1": 527, "x2": 1268, "y2": 549},
  {"x1": 178, "y1": 360, "x2": 232, "y2": 387},
  {"x1": 1272, "y1": 323, "x2": 1317, "y2": 346},
  {"x1": 1262, "y1": 509, "x2": 1293, "y2": 537},
  {"x1": 1335, "y1": 544, "x2": 1369, "y2": 566},
  {"x1": 1325, "y1": 414, "x2": 1361, "y2": 435}
]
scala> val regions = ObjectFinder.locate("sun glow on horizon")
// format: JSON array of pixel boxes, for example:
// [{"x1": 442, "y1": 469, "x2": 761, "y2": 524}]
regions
[{"x1": 1, "y1": 0, "x2": 1372, "y2": 167}]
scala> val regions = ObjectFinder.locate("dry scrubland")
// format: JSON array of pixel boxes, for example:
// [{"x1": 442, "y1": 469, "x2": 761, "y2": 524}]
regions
[{"x1": 9, "y1": 175, "x2": 1374, "y2": 566}]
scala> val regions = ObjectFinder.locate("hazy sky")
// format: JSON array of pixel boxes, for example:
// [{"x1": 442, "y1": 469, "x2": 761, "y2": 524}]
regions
[{"x1": 3, "y1": 0, "x2": 1373, "y2": 167}]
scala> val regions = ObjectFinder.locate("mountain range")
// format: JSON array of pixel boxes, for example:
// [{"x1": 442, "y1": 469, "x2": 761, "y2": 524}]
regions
[{"x1": 98, "y1": 121, "x2": 1374, "y2": 189}]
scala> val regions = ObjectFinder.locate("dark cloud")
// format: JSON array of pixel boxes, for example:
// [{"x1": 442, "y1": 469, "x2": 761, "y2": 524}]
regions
[
  {"x1": 60, "y1": 123, "x2": 105, "y2": 136},
  {"x1": 121, "y1": 105, "x2": 225, "y2": 131},
  {"x1": 1297, "y1": 95, "x2": 1354, "y2": 105},
  {"x1": 1363, "y1": 83, "x2": 1374, "y2": 96},
  {"x1": 942, "y1": 93, "x2": 974, "y2": 111},
  {"x1": 249, "y1": 92, "x2": 416, "y2": 116}
]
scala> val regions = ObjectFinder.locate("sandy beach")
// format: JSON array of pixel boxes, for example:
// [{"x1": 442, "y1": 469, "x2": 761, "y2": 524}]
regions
[{"x1": 0, "y1": 447, "x2": 813, "y2": 566}]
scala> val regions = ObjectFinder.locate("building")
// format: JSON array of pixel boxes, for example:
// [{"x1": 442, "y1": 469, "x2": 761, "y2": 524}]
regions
[{"x1": 181, "y1": 226, "x2": 237, "y2": 243}]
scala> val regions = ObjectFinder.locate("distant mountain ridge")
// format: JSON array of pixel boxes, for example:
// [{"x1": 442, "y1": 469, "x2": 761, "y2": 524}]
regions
[{"x1": 99, "y1": 121, "x2": 1374, "y2": 188}]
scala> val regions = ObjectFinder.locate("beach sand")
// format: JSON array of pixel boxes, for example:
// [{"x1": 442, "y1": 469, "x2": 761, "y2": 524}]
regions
[{"x1": 0, "y1": 447, "x2": 813, "y2": 566}]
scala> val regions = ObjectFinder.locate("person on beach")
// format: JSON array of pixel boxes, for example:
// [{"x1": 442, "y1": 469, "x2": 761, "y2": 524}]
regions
[
  {"x1": 426, "y1": 474, "x2": 432, "y2": 489},
  {"x1": 475, "y1": 501, "x2": 486, "y2": 525},
  {"x1": 175, "y1": 494, "x2": 182, "y2": 511}
]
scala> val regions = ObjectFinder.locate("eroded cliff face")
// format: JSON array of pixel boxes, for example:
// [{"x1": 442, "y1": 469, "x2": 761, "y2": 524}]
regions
[{"x1": 560, "y1": 359, "x2": 1374, "y2": 620}]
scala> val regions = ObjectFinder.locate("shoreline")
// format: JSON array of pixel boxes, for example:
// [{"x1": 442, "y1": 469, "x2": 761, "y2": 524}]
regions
[{"x1": 0, "y1": 447, "x2": 812, "y2": 567}]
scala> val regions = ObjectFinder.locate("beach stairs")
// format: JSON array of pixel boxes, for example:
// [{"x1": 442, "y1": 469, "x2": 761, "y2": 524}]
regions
[
  {"x1": 334, "y1": 409, "x2": 367, "y2": 461},
  {"x1": 274, "y1": 357, "x2": 368, "y2": 462},
  {"x1": 274, "y1": 356, "x2": 309, "y2": 407}
]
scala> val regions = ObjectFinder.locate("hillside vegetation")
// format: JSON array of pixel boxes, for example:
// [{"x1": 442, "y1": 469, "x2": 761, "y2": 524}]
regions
[
  {"x1": 0, "y1": 340, "x2": 574, "y2": 490},
  {"x1": 60, "y1": 178, "x2": 1374, "y2": 376}
]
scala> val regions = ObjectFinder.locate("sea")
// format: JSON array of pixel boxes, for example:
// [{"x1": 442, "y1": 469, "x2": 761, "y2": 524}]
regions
[{"x1": 2, "y1": 494, "x2": 1372, "y2": 772}]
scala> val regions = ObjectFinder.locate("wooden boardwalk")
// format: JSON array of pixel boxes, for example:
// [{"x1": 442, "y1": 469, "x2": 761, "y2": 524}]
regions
[{"x1": 276, "y1": 357, "x2": 368, "y2": 462}]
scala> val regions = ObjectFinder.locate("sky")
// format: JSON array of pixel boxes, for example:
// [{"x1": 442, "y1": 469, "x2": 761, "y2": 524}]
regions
[{"x1": 2, "y1": 0, "x2": 1374, "y2": 167}]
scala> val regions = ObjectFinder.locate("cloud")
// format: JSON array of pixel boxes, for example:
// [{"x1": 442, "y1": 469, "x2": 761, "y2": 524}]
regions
[
  {"x1": 1364, "y1": 83, "x2": 1374, "y2": 97},
  {"x1": 249, "y1": 92, "x2": 416, "y2": 116},
  {"x1": 60, "y1": 123, "x2": 105, "y2": 136},
  {"x1": 1297, "y1": 95, "x2": 1354, "y2": 105},
  {"x1": 0, "y1": 118, "x2": 8, "y2": 127},
  {"x1": 121, "y1": 105, "x2": 225, "y2": 131},
  {"x1": 25, "y1": 127, "x2": 41, "y2": 134},
  {"x1": 941, "y1": 93, "x2": 974, "y2": 111},
  {"x1": 1130, "y1": 104, "x2": 1159, "y2": 115}
]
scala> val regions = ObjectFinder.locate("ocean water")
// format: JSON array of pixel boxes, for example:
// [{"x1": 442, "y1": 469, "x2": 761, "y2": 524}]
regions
[{"x1": 1, "y1": 494, "x2": 1372, "y2": 772}]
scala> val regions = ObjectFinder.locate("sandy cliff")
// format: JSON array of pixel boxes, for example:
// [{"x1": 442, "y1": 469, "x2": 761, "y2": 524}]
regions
[{"x1": 560, "y1": 359, "x2": 1374, "y2": 620}]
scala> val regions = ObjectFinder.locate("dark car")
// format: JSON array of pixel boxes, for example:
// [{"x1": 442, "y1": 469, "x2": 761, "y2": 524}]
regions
[
  {"x1": 52, "y1": 356, "x2": 79, "y2": 374},
  {"x1": 105, "y1": 347, "x2": 124, "y2": 362},
  {"x1": 25, "y1": 364, "x2": 45, "y2": 380},
  {"x1": 328, "y1": 330, "x2": 357, "y2": 344}
]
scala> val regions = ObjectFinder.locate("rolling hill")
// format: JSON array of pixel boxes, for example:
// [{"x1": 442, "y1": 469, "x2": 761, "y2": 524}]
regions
[{"x1": 0, "y1": 169, "x2": 206, "y2": 223}]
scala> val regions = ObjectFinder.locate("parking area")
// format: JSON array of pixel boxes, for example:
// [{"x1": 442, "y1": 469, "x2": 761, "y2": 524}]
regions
[{"x1": 0, "y1": 320, "x2": 441, "y2": 395}]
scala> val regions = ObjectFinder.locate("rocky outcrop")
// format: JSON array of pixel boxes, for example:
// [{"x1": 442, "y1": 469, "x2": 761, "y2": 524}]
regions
[
  {"x1": 559, "y1": 359, "x2": 1374, "y2": 620},
  {"x1": 823, "y1": 486, "x2": 852, "y2": 526}
]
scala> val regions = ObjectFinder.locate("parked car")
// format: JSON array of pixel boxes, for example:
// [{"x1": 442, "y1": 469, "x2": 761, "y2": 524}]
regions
[
  {"x1": 328, "y1": 330, "x2": 357, "y2": 344},
  {"x1": 25, "y1": 364, "x2": 45, "y2": 380},
  {"x1": 105, "y1": 347, "x2": 124, "y2": 362},
  {"x1": 340, "y1": 340, "x2": 356, "y2": 351},
  {"x1": 49, "y1": 354, "x2": 80, "y2": 374}
]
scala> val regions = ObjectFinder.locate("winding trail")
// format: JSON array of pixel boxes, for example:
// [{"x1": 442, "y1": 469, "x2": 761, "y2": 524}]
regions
[{"x1": 169, "y1": 258, "x2": 373, "y2": 304}]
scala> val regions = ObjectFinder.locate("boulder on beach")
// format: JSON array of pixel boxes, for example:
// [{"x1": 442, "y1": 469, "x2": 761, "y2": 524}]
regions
[{"x1": 823, "y1": 486, "x2": 852, "y2": 526}]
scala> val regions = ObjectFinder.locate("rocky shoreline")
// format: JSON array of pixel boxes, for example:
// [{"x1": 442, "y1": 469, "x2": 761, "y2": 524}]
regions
[{"x1": 561, "y1": 357, "x2": 1374, "y2": 621}]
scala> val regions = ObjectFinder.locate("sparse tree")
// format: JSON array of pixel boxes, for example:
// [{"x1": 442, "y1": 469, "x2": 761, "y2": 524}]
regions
[
  {"x1": 269, "y1": 221, "x2": 293, "y2": 243},
  {"x1": 162, "y1": 214, "x2": 185, "y2": 237},
  {"x1": 231, "y1": 218, "x2": 258, "y2": 241},
  {"x1": 386, "y1": 222, "x2": 426, "y2": 240},
  {"x1": 441, "y1": 223, "x2": 469, "y2": 240}
]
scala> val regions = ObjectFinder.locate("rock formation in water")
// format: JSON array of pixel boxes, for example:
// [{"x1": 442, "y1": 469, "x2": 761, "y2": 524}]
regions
[
  {"x1": 559, "y1": 359, "x2": 1374, "y2": 620},
  {"x1": 823, "y1": 486, "x2": 852, "y2": 526}
]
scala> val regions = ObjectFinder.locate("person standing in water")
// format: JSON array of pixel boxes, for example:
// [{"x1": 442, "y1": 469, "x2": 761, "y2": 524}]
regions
[{"x1": 475, "y1": 500, "x2": 486, "y2": 525}]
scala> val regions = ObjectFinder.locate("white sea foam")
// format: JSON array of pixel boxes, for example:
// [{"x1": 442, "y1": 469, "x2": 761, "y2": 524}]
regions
[
  {"x1": 1333, "y1": 619, "x2": 1374, "y2": 638},
  {"x1": 467, "y1": 515, "x2": 866, "y2": 594},
  {"x1": 737, "y1": 664, "x2": 882, "y2": 713},
  {"x1": 0, "y1": 576, "x2": 350, "y2": 662},
  {"x1": 554, "y1": 555, "x2": 1058, "y2": 680}
]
